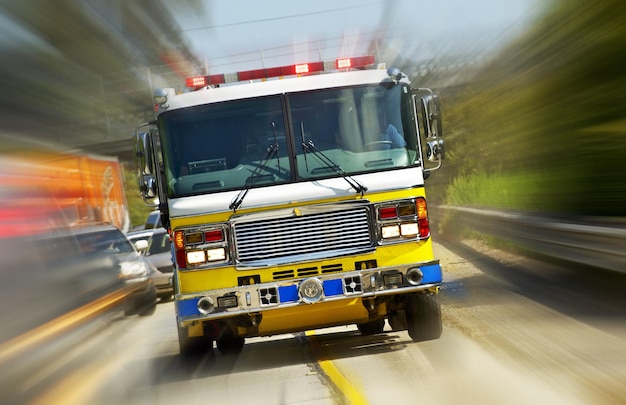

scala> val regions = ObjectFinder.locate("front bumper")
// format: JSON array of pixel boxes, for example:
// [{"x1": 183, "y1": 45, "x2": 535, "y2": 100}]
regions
[{"x1": 176, "y1": 260, "x2": 441, "y2": 325}]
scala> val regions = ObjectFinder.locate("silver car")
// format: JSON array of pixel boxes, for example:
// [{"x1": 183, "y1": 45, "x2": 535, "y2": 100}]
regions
[
  {"x1": 74, "y1": 225, "x2": 157, "y2": 316},
  {"x1": 131, "y1": 228, "x2": 174, "y2": 302}
]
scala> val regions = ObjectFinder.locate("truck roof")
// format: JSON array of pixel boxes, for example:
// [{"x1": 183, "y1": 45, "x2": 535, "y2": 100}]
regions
[{"x1": 162, "y1": 68, "x2": 410, "y2": 112}]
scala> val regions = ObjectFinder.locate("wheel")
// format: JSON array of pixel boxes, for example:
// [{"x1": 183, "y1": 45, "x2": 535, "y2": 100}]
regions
[
  {"x1": 356, "y1": 318, "x2": 385, "y2": 335},
  {"x1": 123, "y1": 302, "x2": 136, "y2": 317},
  {"x1": 405, "y1": 292, "x2": 442, "y2": 341},
  {"x1": 159, "y1": 294, "x2": 172, "y2": 303},
  {"x1": 216, "y1": 333, "x2": 245, "y2": 355},
  {"x1": 387, "y1": 310, "x2": 407, "y2": 331},
  {"x1": 138, "y1": 299, "x2": 156, "y2": 316},
  {"x1": 178, "y1": 324, "x2": 213, "y2": 356},
  {"x1": 138, "y1": 285, "x2": 157, "y2": 316}
]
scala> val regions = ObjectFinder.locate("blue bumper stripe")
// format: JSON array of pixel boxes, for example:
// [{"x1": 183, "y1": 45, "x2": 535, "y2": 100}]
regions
[
  {"x1": 178, "y1": 298, "x2": 200, "y2": 317},
  {"x1": 421, "y1": 264, "x2": 442, "y2": 283},
  {"x1": 278, "y1": 285, "x2": 298, "y2": 303},
  {"x1": 323, "y1": 279, "x2": 343, "y2": 297}
]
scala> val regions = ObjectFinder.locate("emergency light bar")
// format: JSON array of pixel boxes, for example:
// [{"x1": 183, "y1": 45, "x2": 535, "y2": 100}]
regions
[{"x1": 186, "y1": 55, "x2": 376, "y2": 90}]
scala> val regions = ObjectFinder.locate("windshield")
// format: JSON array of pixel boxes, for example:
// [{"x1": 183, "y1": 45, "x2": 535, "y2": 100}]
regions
[
  {"x1": 76, "y1": 229, "x2": 135, "y2": 255},
  {"x1": 160, "y1": 83, "x2": 418, "y2": 198},
  {"x1": 147, "y1": 232, "x2": 171, "y2": 255}
]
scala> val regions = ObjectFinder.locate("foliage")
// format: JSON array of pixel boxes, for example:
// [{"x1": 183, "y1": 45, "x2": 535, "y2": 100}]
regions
[
  {"x1": 440, "y1": 0, "x2": 626, "y2": 216},
  {"x1": 122, "y1": 166, "x2": 152, "y2": 229}
]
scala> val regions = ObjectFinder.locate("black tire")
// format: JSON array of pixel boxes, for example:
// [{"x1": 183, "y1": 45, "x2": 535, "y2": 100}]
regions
[
  {"x1": 138, "y1": 300, "x2": 156, "y2": 316},
  {"x1": 405, "y1": 292, "x2": 442, "y2": 342},
  {"x1": 178, "y1": 324, "x2": 213, "y2": 356},
  {"x1": 216, "y1": 334, "x2": 245, "y2": 355},
  {"x1": 123, "y1": 304, "x2": 136, "y2": 317},
  {"x1": 356, "y1": 318, "x2": 385, "y2": 335},
  {"x1": 138, "y1": 285, "x2": 157, "y2": 317}
]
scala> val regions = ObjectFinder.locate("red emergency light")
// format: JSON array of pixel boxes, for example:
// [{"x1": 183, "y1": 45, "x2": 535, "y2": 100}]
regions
[
  {"x1": 336, "y1": 55, "x2": 375, "y2": 70},
  {"x1": 185, "y1": 56, "x2": 376, "y2": 90}
]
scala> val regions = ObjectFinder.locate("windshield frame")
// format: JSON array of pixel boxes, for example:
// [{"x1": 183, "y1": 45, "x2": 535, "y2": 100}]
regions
[{"x1": 158, "y1": 82, "x2": 419, "y2": 199}]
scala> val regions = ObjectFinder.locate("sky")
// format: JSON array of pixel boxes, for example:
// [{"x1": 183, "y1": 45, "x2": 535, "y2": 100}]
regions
[{"x1": 165, "y1": 0, "x2": 543, "y2": 74}]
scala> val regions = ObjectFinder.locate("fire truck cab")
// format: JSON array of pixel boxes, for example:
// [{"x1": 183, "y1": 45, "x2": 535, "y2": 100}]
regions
[{"x1": 136, "y1": 56, "x2": 444, "y2": 355}]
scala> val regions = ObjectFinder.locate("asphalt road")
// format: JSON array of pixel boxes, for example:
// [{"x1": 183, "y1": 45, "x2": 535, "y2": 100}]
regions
[{"x1": 25, "y1": 240, "x2": 626, "y2": 405}]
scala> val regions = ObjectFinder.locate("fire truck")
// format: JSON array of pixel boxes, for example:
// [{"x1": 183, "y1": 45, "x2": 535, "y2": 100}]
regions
[{"x1": 135, "y1": 55, "x2": 445, "y2": 355}]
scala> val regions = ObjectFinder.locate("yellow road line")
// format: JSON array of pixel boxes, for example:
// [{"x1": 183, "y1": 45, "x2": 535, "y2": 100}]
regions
[{"x1": 306, "y1": 330, "x2": 370, "y2": 405}]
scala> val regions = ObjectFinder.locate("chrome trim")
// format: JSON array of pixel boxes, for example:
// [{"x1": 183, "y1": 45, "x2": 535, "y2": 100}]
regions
[
  {"x1": 231, "y1": 201, "x2": 375, "y2": 266},
  {"x1": 176, "y1": 260, "x2": 440, "y2": 325}
]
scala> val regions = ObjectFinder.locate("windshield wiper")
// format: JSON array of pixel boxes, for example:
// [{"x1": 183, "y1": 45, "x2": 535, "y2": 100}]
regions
[
  {"x1": 229, "y1": 123, "x2": 280, "y2": 212},
  {"x1": 300, "y1": 136, "x2": 367, "y2": 196}
]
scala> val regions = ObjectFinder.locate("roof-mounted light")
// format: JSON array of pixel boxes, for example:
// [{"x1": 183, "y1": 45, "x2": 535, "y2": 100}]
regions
[
  {"x1": 336, "y1": 55, "x2": 375, "y2": 70},
  {"x1": 185, "y1": 55, "x2": 376, "y2": 90},
  {"x1": 185, "y1": 74, "x2": 226, "y2": 89}
]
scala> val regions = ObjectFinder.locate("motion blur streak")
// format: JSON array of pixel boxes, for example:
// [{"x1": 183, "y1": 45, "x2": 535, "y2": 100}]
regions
[
  {"x1": 1, "y1": 0, "x2": 625, "y2": 404},
  {"x1": 440, "y1": 0, "x2": 626, "y2": 217},
  {"x1": 0, "y1": 289, "x2": 126, "y2": 364}
]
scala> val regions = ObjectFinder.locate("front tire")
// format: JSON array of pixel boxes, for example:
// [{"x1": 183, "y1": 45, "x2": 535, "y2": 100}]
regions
[
  {"x1": 178, "y1": 325, "x2": 213, "y2": 356},
  {"x1": 405, "y1": 292, "x2": 442, "y2": 341},
  {"x1": 216, "y1": 330, "x2": 245, "y2": 355},
  {"x1": 356, "y1": 318, "x2": 385, "y2": 335}
]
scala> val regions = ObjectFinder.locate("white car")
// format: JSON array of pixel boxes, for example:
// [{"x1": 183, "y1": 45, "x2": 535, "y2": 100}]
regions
[{"x1": 129, "y1": 228, "x2": 174, "y2": 302}]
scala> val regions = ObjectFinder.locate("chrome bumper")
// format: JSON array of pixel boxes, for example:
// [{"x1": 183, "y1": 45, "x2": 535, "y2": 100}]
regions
[{"x1": 176, "y1": 260, "x2": 441, "y2": 325}]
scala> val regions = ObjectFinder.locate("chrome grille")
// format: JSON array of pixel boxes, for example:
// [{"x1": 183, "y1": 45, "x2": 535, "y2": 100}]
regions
[{"x1": 234, "y1": 206, "x2": 373, "y2": 263}]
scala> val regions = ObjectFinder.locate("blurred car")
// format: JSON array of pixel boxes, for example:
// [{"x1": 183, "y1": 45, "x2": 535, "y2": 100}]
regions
[
  {"x1": 0, "y1": 197, "x2": 124, "y2": 343},
  {"x1": 74, "y1": 225, "x2": 157, "y2": 316},
  {"x1": 144, "y1": 210, "x2": 162, "y2": 229},
  {"x1": 130, "y1": 228, "x2": 174, "y2": 302},
  {"x1": 127, "y1": 229, "x2": 155, "y2": 246}
]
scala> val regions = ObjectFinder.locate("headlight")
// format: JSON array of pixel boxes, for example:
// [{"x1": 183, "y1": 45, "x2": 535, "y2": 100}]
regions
[
  {"x1": 381, "y1": 225, "x2": 400, "y2": 238},
  {"x1": 400, "y1": 223, "x2": 419, "y2": 236},
  {"x1": 206, "y1": 247, "x2": 226, "y2": 261},
  {"x1": 186, "y1": 250, "x2": 206, "y2": 265},
  {"x1": 120, "y1": 261, "x2": 148, "y2": 279}
]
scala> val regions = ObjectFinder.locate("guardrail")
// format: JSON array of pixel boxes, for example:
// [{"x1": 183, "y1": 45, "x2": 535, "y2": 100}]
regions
[{"x1": 436, "y1": 205, "x2": 626, "y2": 274}]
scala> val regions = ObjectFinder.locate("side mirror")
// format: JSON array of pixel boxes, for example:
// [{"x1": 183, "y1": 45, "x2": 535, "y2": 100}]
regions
[
  {"x1": 419, "y1": 94, "x2": 443, "y2": 140},
  {"x1": 412, "y1": 88, "x2": 444, "y2": 172},
  {"x1": 135, "y1": 124, "x2": 159, "y2": 206},
  {"x1": 134, "y1": 239, "x2": 149, "y2": 253},
  {"x1": 427, "y1": 139, "x2": 445, "y2": 161},
  {"x1": 142, "y1": 176, "x2": 157, "y2": 199},
  {"x1": 430, "y1": 94, "x2": 443, "y2": 140},
  {"x1": 135, "y1": 130, "x2": 154, "y2": 176}
]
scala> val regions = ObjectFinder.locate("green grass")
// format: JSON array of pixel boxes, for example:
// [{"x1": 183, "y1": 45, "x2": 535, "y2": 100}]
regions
[{"x1": 445, "y1": 170, "x2": 561, "y2": 212}]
